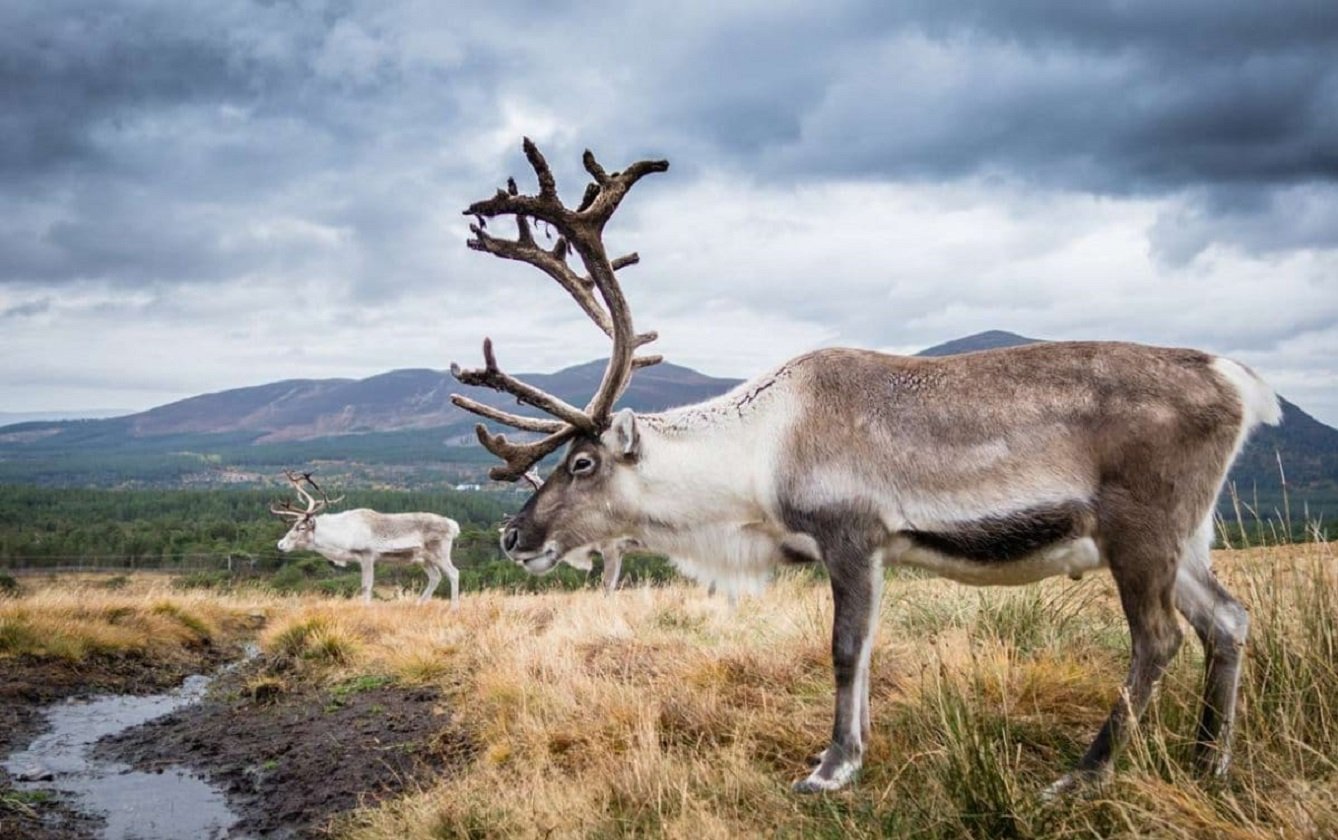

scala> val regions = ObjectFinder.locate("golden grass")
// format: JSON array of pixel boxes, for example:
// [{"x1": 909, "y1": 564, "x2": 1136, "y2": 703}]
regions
[
  {"x1": 325, "y1": 543, "x2": 1337, "y2": 839},
  {"x1": 7, "y1": 545, "x2": 1336, "y2": 838},
  {"x1": 0, "y1": 577, "x2": 281, "y2": 663}
]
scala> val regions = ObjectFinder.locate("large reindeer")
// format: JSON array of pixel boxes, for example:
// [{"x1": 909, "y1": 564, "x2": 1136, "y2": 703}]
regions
[
  {"x1": 450, "y1": 140, "x2": 1280, "y2": 794},
  {"x1": 270, "y1": 472, "x2": 461, "y2": 607}
]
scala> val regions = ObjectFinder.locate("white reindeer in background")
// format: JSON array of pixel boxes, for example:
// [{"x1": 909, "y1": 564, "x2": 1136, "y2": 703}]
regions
[
  {"x1": 270, "y1": 471, "x2": 461, "y2": 607},
  {"x1": 450, "y1": 140, "x2": 1279, "y2": 794},
  {"x1": 560, "y1": 538, "x2": 638, "y2": 596}
]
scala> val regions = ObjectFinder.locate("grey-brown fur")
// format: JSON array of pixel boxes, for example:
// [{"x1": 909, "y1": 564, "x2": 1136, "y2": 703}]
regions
[
  {"x1": 768, "y1": 342, "x2": 1257, "y2": 790},
  {"x1": 497, "y1": 339, "x2": 1276, "y2": 794}
]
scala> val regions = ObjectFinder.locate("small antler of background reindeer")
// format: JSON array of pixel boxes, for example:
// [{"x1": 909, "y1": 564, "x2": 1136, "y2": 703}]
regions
[{"x1": 269, "y1": 470, "x2": 344, "y2": 519}]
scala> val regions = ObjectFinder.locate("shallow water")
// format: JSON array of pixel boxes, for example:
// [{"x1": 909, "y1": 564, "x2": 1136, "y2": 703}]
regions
[{"x1": 3, "y1": 656, "x2": 253, "y2": 839}]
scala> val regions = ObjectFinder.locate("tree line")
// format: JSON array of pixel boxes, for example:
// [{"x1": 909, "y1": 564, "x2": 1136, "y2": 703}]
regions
[{"x1": 0, "y1": 486, "x2": 676, "y2": 595}]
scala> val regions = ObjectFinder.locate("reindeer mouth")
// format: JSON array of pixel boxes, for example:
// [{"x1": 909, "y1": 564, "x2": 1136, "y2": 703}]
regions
[{"x1": 510, "y1": 543, "x2": 560, "y2": 575}]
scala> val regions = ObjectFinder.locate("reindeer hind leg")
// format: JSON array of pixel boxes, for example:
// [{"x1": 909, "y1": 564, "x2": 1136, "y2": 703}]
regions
[
  {"x1": 420, "y1": 556, "x2": 443, "y2": 604},
  {"x1": 1047, "y1": 529, "x2": 1183, "y2": 797},
  {"x1": 1174, "y1": 519, "x2": 1248, "y2": 776}
]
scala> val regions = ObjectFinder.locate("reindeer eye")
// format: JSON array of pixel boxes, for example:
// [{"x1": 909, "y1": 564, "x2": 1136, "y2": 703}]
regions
[{"x1": 570, "y1": 454, "x2": 597, "y2": 476}]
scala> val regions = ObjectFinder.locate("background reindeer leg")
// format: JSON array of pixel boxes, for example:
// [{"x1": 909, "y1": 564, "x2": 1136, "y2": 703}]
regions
[
  {"x1": 441, "y1": 548, "x2": 460, "y2": 610},
  {"x1": 419, "y1": 548, "x2": 443, "y2": 604},
  {"x1": 601, "y1": 542, "x2": 624, "y2": 596},
  {"x1": 358, "y1": 554, "x2": 376, "y2": 604}
]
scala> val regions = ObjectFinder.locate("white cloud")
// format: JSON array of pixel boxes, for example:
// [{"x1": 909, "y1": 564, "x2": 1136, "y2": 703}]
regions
[{"x1": 1, "y1": 0, "x2": 1335, "y2": 430}]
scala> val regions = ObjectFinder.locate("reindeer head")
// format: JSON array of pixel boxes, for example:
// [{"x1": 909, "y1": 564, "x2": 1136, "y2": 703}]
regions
[
  {"x1": 450, "y1": 139, "x2": 668, "y2": 573},
  {"x1": 270, "y1": 471, "x2": 343, "y2": 552}
]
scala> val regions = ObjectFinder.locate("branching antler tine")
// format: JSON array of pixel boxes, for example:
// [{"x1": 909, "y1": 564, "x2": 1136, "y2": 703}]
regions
[
  {"x1": 474, "y1": 424, "x2": 577, "y2": 482},
  {"x1": 634, "y1": 330, "x2": 658, "y2": 347},
  {"x1": 632, "y1": 355, "x2": 663, "y2": 369},
  {"x1": 577, "y1": 182, "x2": 600, "y2": 213},
  {"x1": 505, "y1": 178, "x2": 536, "y2": 246},
  {"x1": 299, "y1": 472, "x2": 343, "y2": 512},
  {"x1": 577, "y1": 158, "x2": 670, "y2": 225},
  {"x1": 582, "y1": 149, "x2": 609, "y2": 185},
  {"x1": 283, "y1": 470, "x2": 318, "y2": 512},
  {"x1": 465, "y1": 226, "x2": 613, "y2": 336},
  {"x1": 452, "y1": 339, "x2": 598, "y2": 433},
  {"x1": 309, "y1": 482, "x2": 344, "y2": 508},
  {"x1": 449, "y1": 394, "x2": 568, "y2": 433},
  {"x1": 270, "y1": 502, "x2": 305, "y2": 520},
  {"x1": 522, "y1": 137, "x2": 557, "y2": 199},
  {"x1": 611, "y1": 253, "x2": 638, "y2": 271}
]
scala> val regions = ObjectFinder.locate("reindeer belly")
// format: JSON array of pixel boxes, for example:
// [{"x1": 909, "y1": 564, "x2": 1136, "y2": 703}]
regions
[
  {"x1": 888, "y1": 500, "x2": 1103, "y2": 586},
  {"x1": 890, "y1": 535, "x2": 1102, "y2": 585}
]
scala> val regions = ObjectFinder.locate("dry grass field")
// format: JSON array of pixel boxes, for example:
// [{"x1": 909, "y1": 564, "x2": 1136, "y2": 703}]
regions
[{"x1": 3, "y1": 542, "x2": 1335, "y2": 838}]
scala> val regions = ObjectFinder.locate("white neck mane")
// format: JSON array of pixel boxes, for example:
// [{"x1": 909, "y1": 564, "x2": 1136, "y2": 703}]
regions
[{"x1": 622, "y1": 362, "x2": 803, "y2": 595}]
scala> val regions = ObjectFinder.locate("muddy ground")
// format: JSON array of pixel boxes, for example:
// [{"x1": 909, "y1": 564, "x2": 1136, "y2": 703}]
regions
[
  {"x1": 0, "y1": 647, "x2": 237, "y2": 839},
  {"x1": 98, "y1": 662, "x2": 472, "y2": 837},
  {"x1": 3, "y1": 648, "x2": 472, "y2": 838}
]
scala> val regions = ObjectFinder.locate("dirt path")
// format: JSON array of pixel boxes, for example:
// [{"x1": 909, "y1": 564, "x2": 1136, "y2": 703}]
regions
[{"x1": 98, "y1": 663, "x2": 472, "y2": 837}]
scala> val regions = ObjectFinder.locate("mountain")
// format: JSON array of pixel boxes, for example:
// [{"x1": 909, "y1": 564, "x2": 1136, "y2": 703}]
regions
[
  {"x1": 122, "y1": 362, "x2": 740, "y2": 442},
  {"x1": 0, "y1": 409, "x2": 132, "y2": 425},
  {"x1": 1, "y1": 332, "x2": 1333, "y2": 513},
  {"x1": 0, "y1": 361, "x2": 744, "y2": 487},
  {"x1": 916, "y1": 330, "x2": 1046, "y2": 357}
]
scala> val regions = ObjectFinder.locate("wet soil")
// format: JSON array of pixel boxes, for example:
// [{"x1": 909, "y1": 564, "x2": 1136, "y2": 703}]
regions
[
  {"x1": 98, "y1": 664, "x2": 473, "y2": 838},
  {"x1": 0, "y1": 648, "x2": 237, "y2": 839}
]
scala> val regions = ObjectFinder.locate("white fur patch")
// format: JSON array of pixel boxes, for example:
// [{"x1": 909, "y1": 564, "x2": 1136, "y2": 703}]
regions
[
  {"x1": 655, "y1": 525, "x2": 781, "y2": 599},
  {"x1": 888, "y1": 535, "x2": 1103, "y2": 586},
  {"x1": 796, "y1": 760, "x2": 860, "y2": 792},
  {"x1": 1211, "y1": 357, "x2": 1282, "y2": 430}
]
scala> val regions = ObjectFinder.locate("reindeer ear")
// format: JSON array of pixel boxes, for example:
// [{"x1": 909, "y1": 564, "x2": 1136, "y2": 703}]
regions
[{"x1": 609, "y1": 409, "x2": 640, "y2": 459}]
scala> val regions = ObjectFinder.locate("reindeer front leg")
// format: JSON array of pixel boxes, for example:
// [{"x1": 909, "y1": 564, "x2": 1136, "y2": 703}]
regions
[
  {"x1": 359, "y1": 555, "x2": 375, "y2": 604},
  {"x1": 787, "y1": 510, "x2": 886, "y2": 793}
]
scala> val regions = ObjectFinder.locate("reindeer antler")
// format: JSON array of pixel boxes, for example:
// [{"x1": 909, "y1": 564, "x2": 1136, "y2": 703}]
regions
[
  {"x1": 450, "y1": 138, "x2": 669, "y2": 481},
  {"x1": 272, "y1": 470, "x2": 343, "y2": 517}
]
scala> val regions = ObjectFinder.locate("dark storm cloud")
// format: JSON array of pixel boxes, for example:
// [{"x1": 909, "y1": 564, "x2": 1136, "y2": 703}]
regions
[
  {"x1": 689, "y1": 1, "x2": 1338, "y2": 195},
  {"x1": 1, "y1": 0, "x2": 1336, "y2": 294}
]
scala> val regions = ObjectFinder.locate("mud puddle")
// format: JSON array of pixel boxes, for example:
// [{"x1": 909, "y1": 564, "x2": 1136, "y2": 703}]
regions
[
  {"x1": 4, "y1": 651, "x2": 257, "y2": 839},
  {"x1": 3, "y1": 646, "x2": 471, "y2": 838},
  {"x1": 99, "y1": 663, "x2": 472, "y2": 837}
]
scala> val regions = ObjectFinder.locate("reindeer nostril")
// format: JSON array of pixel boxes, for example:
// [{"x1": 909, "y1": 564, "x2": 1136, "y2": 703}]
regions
[{"x1": 502, "y1": 527, "x2": 520, "y2": 553}]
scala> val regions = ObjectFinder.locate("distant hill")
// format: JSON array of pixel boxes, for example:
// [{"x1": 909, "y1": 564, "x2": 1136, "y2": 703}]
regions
[
  {"x1": 0, "y1": 361, "x2": 743, "y2": 487},
  {"x1": 916, "y1": 330, "x2": 1046, "y2": 357},
  {"x1": 5, "y1": 362, "x2": 740, "y2": 446},
  {"x1": 1, "y1": 333, "x2": 1333, "y2": 514},
  {"x1": 0, "y1": 409, "x2": 131, "y2": 425}
]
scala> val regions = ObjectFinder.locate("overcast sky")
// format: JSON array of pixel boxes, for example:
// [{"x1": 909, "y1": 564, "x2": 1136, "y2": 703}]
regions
[{"x1": 2, "y1": 0, "x2": 1336, "y2": 424}]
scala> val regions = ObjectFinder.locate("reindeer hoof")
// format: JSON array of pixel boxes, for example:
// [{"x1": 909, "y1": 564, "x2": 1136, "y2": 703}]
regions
[
  {"x1": 793, "y1": 755, "x2": 860, "y2": 794},
  {"x1": 792, "y1": 767, "x2": 857, "y2": 794},
  {"x1": 792, "y1": 777, "x2": 830, "y2": 794},
  {"x1": 1040, "y1": 768, "x2": 1108, "y2": 801}
]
